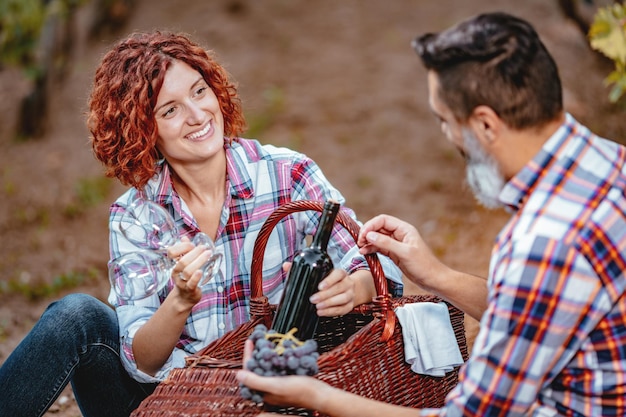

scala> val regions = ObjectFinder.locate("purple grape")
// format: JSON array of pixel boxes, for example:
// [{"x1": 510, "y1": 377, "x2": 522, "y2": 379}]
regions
[
  {"x1": 286, "y1": 355, "x2": 300, "y2": 370},
  {"x1": 239, "y1": 385, "x2": 252, "y2": 400},
  {"x1": 259, "y1": 347, "x2": 275, "y2": 361},
  {"x1": 300, "y1": 355, "x2": 317, "y2": 370},
  {"x1": 245, "y1": 358, "x2": 258, "y2": 370},
  {"x1": 255, "y1": 338, "x2": 272, "y2": 350},
  {"x1": 258, "y1": 358, "x2": 273, "y2": 371},
  {"x1": 302, "y1": 339, "x2": 318, "y2": 354},
  {"x1": 295, "y1": 367, "x2": 309, "y2": 375},
  {"x1": 240, "y1": 326, "x2": 320, "y2": 404}
]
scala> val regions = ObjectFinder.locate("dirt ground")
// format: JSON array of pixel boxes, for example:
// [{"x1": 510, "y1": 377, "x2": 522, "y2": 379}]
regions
[{"x1": 0, "y1": 0, "x2": 624, "y2": 415}]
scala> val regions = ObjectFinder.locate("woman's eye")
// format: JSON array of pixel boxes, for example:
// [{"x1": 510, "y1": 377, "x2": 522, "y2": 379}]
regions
[
  {"x1": 194, "y1": 86, "x2": 208, "y2": 97},
  {"x1": 162, "y1": 107, "x2": 176, "y2": 117}
]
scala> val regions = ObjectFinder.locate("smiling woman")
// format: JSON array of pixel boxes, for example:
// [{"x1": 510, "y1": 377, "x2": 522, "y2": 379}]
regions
[
  {"x1": 88, "y1": 31, "x2": 402, "y2": 389},
  {"x1": 88, "y1": 31, "x2": 247, "y2": 190},
  {"x1": 0, "y1": 30, "x2": 402, "y2": 417},
  {"x1": 151, "y1": 60, "x2": 228, "y2": 238},
  {"x1": 153, "y1": 61, "x2": 225, "y2": 158}
]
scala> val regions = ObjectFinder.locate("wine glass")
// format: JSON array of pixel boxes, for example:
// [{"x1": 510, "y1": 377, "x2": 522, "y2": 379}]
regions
[
  {"x1": 112, "y1": 198, "x2": 223, "y2": 299},
  {"x1": 192, "y1": 232, "x2": 223, "y2": 286},
  {"x1": 116, "y1": 199, "x2": 179, "y2": 296},
  {"x1": 108, "y1": 249, "x2": 172, "y2": 301},
  {"x1": 118, "y1": 198, "x2": 179, "y2": 253}
]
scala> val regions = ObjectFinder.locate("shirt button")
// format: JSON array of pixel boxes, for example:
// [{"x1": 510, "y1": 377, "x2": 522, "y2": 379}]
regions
[
  {"x1": 217, "y1": 286, "x2": 224, "y2": 293},
  {"x1": 218, "y1": 322, "x2": 225, "y2": 330}
]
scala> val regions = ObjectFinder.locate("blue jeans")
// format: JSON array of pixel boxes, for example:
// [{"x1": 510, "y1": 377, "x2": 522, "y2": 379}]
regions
[{"x1": 0, "y1": 294, "x2": 158, "y2": 417}]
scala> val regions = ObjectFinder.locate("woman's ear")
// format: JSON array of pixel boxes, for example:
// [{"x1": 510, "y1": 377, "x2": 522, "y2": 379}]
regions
[{"x1": 468, "y1": 105, "x2": 500, "y2": 146}]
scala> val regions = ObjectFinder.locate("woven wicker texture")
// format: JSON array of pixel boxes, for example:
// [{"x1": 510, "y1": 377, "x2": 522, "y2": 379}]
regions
[{"x1": 131, "y1": 200, "x2": 468, "y2": 417}]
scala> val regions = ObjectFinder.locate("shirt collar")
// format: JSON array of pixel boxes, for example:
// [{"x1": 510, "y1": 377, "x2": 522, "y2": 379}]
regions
[
  {"x1": 145, "y1": 139, "x2": 255, "y2": 204},
  {"x1": 224, "y1": 139, "x2": 254, "y2": 200},
  {"x1": 499, "y1": 112, "x2": 579, "y2": 211},
  {"x1": 143, "y1": 161, "x2": 174, "y2": 207}
]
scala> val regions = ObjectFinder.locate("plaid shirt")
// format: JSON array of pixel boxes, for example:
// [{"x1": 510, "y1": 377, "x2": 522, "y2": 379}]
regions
[
  {"x1": 422, "y1": 114, "x2": 626, "y2": 416},
  {"x1": 108, "y1": 138, "x2": 402, "y2": 383}
]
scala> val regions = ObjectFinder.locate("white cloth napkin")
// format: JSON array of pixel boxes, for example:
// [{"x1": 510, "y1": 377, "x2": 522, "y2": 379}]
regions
[{"x1": 394, "y1": 302, "x2": 464, "y2": 376}]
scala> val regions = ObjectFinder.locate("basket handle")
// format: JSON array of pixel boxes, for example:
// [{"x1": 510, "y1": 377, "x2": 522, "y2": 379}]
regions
[{"x1": 250, "y1": 200, "x2": 396, "y2": 341}]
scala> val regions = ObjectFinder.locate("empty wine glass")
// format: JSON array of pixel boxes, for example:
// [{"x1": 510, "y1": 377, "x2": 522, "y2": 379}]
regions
[
  {"x1": 192, "y1": 232, "x2": 223, "y2": 286},
  {"x1": 118, "y1": 198, "x2": 178, "y2": 252},
  {"x1": 108, "y1": 249, "x2": 172, "y2": 301},
  {"x1": 111, "y1": 198, "x2": 223, "y2": 300}
]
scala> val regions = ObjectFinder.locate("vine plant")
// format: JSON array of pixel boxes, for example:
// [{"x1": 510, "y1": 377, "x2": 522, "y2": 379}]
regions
[{"x1": 589, "y1": 3, "x2": 626, "y2": 104}]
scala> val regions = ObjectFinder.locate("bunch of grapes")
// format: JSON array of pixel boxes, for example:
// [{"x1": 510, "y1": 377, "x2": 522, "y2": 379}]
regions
[{"x1": 240, "y1": 324, "x2": 320, "y2": 404}]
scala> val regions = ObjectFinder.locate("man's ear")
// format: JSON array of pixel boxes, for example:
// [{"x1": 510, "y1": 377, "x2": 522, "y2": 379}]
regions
[{"x1": 468, "y1": 105, "x2": 500, "y2": 147}]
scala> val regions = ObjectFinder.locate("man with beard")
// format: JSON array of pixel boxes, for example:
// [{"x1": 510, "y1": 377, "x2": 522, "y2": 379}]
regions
[{"x1": 237, "y1": 12, "x2": 626, "y2": 416}]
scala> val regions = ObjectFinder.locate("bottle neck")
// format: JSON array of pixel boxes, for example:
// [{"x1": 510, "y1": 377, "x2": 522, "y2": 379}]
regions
[{"x1": 311, "y1": 201, "x2": 340, "y2": 251}]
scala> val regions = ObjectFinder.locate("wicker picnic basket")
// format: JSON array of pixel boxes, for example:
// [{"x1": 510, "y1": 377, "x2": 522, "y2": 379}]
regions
[{"x1": 131, "y1": 200, "x2": 468, "y2": 417}]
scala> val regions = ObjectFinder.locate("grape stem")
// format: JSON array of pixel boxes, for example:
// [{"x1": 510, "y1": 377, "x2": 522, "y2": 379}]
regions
[{"x1": 265, "y1": 327, "x2": 304, "y2": 354}]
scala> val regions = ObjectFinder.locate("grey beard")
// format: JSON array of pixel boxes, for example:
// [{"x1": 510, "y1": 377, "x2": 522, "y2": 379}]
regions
[
  {"x1": 462, "y1": 128, "x2": 505, "y2": 210},
  {"x1": 466, "y1": 161, "x2": 505, "y2": 209}
]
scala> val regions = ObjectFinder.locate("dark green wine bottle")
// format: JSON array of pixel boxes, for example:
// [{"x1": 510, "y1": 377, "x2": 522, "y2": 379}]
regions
[{"x1": 271, "y1": 200, "x2": 341, "y2": 340}]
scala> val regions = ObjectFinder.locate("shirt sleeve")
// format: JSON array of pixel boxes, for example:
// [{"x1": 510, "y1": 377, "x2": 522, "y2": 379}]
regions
[
  {"x1": 116, "y1": 305, "x2": 187, "y2": 383},
  {"x1": 288, "y1": 153, "x2": 403, "y2": 296},
  {"x1": 107, "y1": 196, "x2": 186, "y2": 382},
  {"x1": 437, "y1": 235, "x2": 609, "y2": 416}
]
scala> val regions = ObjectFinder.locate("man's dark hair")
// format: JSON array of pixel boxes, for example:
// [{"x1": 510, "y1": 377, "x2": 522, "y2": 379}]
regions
[{"x1": 412, "y1": 12, "x2": 563, "y2": 129}]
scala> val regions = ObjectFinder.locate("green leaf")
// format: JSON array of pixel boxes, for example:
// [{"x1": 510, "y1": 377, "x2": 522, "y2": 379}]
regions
[
  {"x1": 589, "y1": 4, "x2": 626, "y2": 63},
  {"x1": 605, "y1": 70, "x2": 623, "y2": 84},
  {"x1": 608, "y1": 83, "x2": 624, "y2": 103}
]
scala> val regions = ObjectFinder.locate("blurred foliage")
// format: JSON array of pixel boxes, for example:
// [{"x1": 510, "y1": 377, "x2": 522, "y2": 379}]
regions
[
  {"x1": 63, "y1": 176, "x2": 114, "y2": 218},
  {"x1": 589, "y1": 3, "x2": 626, "y2": 103},
  {"x1": 245, "y1": 85, "x2": 286, "y2": 140},
  {"x1": 0, "y1": 0, "x2": 86, "y2": 78},
  {"x1": 0, "y1": 0, "x2": 46, "y2": 71},
  {"x1": 0, "y1": 268, "x2": 99, "y2": 300}
]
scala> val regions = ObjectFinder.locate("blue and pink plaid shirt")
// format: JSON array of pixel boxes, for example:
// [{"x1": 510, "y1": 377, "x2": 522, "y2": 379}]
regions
[
  {"x1": 423, "y1": 113, "x2": 626, "y2": 416},
  {"x1": 107, "y1": 138, "x2": 402, "y2": 383}
]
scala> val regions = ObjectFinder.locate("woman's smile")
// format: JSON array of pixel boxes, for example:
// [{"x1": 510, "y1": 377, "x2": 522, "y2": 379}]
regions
[{"x1": 186, "y1": 120, "x2": 214, "y2": 142}]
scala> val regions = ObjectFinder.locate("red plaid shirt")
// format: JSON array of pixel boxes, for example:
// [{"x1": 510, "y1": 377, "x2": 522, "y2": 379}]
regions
[
  {"x1": 108, "y1": 138, "x2": 403, "y2": 382},
  {"x1": 424, "y1": 114, "x2": 626, "y2": 416}
]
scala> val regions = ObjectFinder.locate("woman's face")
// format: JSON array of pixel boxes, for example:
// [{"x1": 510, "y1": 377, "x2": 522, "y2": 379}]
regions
[{"x1": 153, "y1": 60, "x2": 225, "y2": 164}]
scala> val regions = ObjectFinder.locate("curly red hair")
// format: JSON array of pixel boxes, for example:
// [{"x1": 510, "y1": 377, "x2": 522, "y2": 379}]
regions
[{"x1": 88, "y1": 31, "x2": 247, "y2": 188}]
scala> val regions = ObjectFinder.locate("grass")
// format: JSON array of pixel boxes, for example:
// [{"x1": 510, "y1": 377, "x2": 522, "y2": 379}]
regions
[
  {"x1": 356, "y1": 176, "x2": 374, "y2": 189},
  {"x1": 244, "y1": 85, "x2": 286, "y2": 139},
  {"x1": 63, "y1": 175, "x2": 113, "y2": 218},
  {"x1": 0, "y1": 268, "x2": 100, "y2": 300},
  {"x1": 1, "y1": 166, "x2": 16, "y2": 196},
  {"x1": 0, "y1": 174, "x2": 114, "y2": 300},
  {"x1": 0, "y1": 318, "x2": 7, "y2": 343},
  {"x1": 14, "y1": 205, "x2": 50, "y2": 228}
]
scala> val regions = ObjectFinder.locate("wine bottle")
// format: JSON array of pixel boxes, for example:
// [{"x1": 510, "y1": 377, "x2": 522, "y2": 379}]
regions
[{"x1": 271, "y1": 199, "x2": 341, "y2": 340}]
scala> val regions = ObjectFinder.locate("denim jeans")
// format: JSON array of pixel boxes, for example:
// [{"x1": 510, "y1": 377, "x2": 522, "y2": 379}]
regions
[{"x1": 0, "y1": 293, "x2": 158, "y2": 417}]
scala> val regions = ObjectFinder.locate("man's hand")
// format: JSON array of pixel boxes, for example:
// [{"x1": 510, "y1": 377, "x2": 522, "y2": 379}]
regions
[{"x1": 238, "y1": 339, "x2": 331, "y2": 411}]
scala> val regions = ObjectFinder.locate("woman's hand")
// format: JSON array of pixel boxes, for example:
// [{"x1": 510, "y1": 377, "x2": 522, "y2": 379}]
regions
[
  {"x1": 280, "y1": 260, "x2": 375, "y2": 317},
  {"x1": 167, "y1": 236, "x2": 214, "y2": 308},
  {"x1": 309, "y1": 268, "x2": 356, "y2": 317}
]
